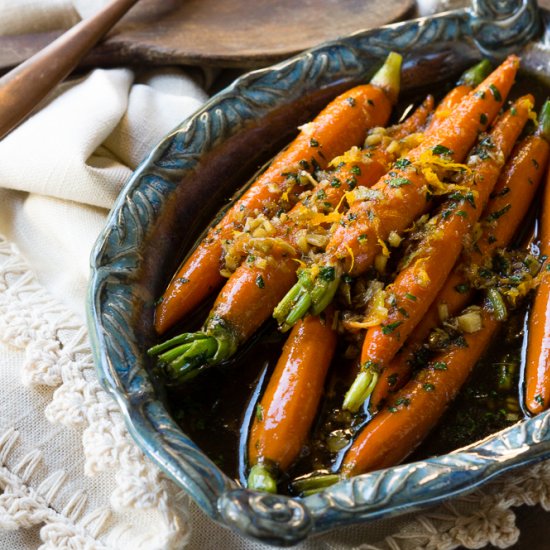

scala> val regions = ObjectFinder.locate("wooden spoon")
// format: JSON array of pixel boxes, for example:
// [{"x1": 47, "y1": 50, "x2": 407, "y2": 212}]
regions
[{"x1": 0, "y1": 0, "x2": 141, "y2": 140}]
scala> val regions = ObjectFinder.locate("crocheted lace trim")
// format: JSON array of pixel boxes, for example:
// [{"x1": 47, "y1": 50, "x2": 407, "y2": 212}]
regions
[
  {"x1": 1, "y1": 232, "x2": 549, "y2": 550},
  {"x1": 0, "y1": 235, "x2": 188, "y2": 549}
]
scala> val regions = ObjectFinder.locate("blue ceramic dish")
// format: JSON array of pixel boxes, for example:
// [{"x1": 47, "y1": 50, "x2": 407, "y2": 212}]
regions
[{"x1": 88, "y1": 0, "x2": 550, "y2": 545}]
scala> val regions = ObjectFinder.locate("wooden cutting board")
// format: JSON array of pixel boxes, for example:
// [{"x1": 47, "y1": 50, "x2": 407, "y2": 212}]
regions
[{"x1": 0, "y1": 0, "x2": 415, "y2": 71}]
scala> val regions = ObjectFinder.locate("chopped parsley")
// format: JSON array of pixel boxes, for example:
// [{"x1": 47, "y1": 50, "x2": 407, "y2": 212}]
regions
[
  {"x1": 490, "y1": 186, "x2": 510, "y2": 199},
  {"x1": 432, "y1": 144, "x2": 453, "y2": 156},
  {"x1": 387, "y1": 373, "x2": 398, "y2": 387},
  {"x1": 319, "y1": 266, "x2": 336, "y2": 282},
  {"x1": 309, "y1": 138, "x2": 319, "y2": 147},
  {"x1": 382, "y1": 320, "x2": 402, "y2": 335},
  {"x1": 347, "y1": 97, "x2": 357, "y2": 107},
  {"x1": 454, "y1": 283, "x2": 470, "y2": 294},
  {"x1": 346, "y1": 175, "x2": 358, "y2": 190},
  {"x1": 486, "y1": 204, "x2": 511, "y2": 222},
  {"x1": 255, "y1": 275, "x2": 265, "y2": 289},
  {"x1": 394, "y1": 158, "x2": 412, "y2": 169},
  {"x1": 255, "y1": 403, "x2": 264, "y2": 421},
  {"x1": 388, "y1": 177, "x2": 411, "y2": 188},
  {"x1": 489, "y1": 84, "x2": 502, "y2": 102}
]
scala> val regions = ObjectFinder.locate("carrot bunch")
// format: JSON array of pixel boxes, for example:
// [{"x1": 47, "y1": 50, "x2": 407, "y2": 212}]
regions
[
  {"x1": 149, "y1": 52, "x2": 405, "y2": 381},
  {"x1": 273, "y1": 55, "x2": 519, "y2": 329},
  {"x1": 148, "y1": 53, "x2": 550, "y2": 495},
  {"x1": 154, "y1": 52, "x2": 403, "y2": 336}
]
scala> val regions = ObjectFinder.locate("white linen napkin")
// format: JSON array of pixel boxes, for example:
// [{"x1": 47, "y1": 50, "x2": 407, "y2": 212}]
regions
[{"x1": 0, "y1": 60, "x2": 207, "y2": 318}]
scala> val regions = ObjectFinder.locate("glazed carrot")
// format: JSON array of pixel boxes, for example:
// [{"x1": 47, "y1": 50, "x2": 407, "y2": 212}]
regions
[
  {"x1": 340, "y1": 308, "x2": 501, "y2": 477},
  {"x1": 274, "y1": 55, "x2": 520, "y2": 330},
  {"x1": 247, "y1": 312, "x2": 337, "y2": 492},
  {"x1": 148, "y1": 248, "x2": 298, "y2": 382},
  {"x1": 371, "y1": 100, "x2": 550, "y2": 409},
  {"x1": 525, "y1": 168, "x2": 550, "y2": 414},
  {"x1": 427, "y1": 59, "x2": 492, "y2": 133},
  {"x1": 342, "y1": 95, "x2": 533, "y2": 412},
  {"x1": 154, "y1": 52, "x2": 402, "y2": 335}
]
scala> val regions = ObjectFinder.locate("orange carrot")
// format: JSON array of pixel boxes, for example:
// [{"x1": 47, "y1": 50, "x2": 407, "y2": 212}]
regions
[
  {"x1": 152, "y1": 248, "x2": 299, "y2": 382},
  {"x1": 340, "y1": 309, "x2": 500, "y2": 477},
  {"x1": 341, "y1": 95, "x2": 533, "y2": 412},
  {"x1": 274, "y1": 56, "x2": 520, "y2": 331},
  {"x1": 525, "y1": 168, "x2": 550, "y2": 414},
  {"x1": 247, "y1": 311, "x2": 337, "y2": 492},
  {"x1": 427, "y1": 59, "x2": 492, "y2": 133},
  {"x1": 154, "y1": 53, "x2": 402, "y2": 334},
  {"x1": 371, "y1": 100, "x2": 550, "y2": 409}
]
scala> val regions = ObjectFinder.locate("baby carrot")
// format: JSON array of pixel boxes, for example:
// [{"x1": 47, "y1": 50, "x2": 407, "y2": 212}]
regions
[
  {"x1": 342, "y1": 95, "x2": 533, "y2": 412},
  {"x1": 371, "y1": 100, "x2": 550, "y2": 409},
  {"x1": 148, "y1": 248, "x2": 298, "y2": 382},
  {"x1": 247, "y1": 311, "x2": 337, "y2": 492},
  {"x1": 274, "y1": 55, "x2": 520, "y2": 330},
  {"x1": 427, "y1": 59, "x2": 492, "y2": 133},
  {"x1": 340, "y1": 308, "x2": 501, "y2": 477},
  {"x1": 154, "y1": 52, "x2": 402, "y2": 334},
  {"x1": 525, "y1": 167, "x2": 550, "y2": 414}
]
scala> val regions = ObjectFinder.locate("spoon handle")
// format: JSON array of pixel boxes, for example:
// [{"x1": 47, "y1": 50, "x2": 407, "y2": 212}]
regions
[{"x1": 0, "y1": 0, "x2": 141, "y2": 140}]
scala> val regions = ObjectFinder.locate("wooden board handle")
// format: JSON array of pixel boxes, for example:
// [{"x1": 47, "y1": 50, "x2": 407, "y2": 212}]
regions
[{"x1": 0, "y1": 0, "x2": 140, "y2": 140}]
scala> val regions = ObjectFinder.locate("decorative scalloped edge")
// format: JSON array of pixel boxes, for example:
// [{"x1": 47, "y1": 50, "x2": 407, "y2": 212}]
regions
[
  {"x1": 88, "y1": 0, "x2": 546, "y2": 546},
  {"x1": 0, "y1": 235, "x2": 188, "y2": 550}
]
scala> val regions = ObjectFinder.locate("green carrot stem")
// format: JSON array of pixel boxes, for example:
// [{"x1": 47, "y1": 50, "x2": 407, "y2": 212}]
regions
[
  {"x1": 310, "y1": 275, "x2": 341, "y2": 316},
  {"x1": 370, "y1": 52, "x2": 402, "y2": 105},
  {"x1": 291, "y1": 474, "x2": 341, "y2": 495},
  {"x1": 157, "y1": 342, "x2": 196, "y2": 363},
  {"x1": 147, "y1": 332, "x2": 209, "y2": 356},
  {"x1": 487, "y1": 288, "x2": 508, "y2": 321},
  {"x1": 343, "y1": 368, "x2": 379, "y2": 412},
  {"x1": 282, "y1": 292, "x2": 312, "y2": 330},
  {"x1": 537, "y1": 99, "x2": 550, "y2": 141},
  {"x1": 247, "y1": 464, "x2": 278, "y2": 493},
  {"x1": 272, "y1": 270, "x2": 312, "y2": 322},
  {"x1": 457, "y1": 59, "x2": 492, "y2": 87}
]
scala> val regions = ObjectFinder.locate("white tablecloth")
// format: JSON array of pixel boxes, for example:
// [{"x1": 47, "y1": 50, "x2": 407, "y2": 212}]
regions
[{"x1": 1, "y1": 1, "x2": 550, "y2": 549}]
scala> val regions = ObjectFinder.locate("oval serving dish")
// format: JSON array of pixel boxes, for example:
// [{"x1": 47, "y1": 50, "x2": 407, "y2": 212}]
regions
[{"x1": 88, "y1": 0, "x2": 550, "y2": 545}]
